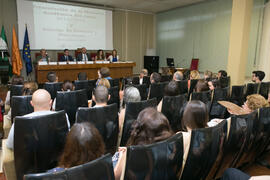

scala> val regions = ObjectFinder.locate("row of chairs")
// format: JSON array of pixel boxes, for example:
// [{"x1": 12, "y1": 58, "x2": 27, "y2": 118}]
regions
[{"x1": 7, "y1": 105, "x2": 270, "y2": 179}]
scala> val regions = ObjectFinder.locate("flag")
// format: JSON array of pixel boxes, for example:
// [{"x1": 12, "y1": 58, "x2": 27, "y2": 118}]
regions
[
  {"x1": 23, "y1": 26, "x2": 32, "y2": 75},
  {"x1": 12, "y1": 26, "x2": 22, "y2": 76},
  {"x1": 0, "y1": 26, "x2": 8, "y2": 50},
  {"x1": 1, "y1": 26, "x2": 13, "y2": 77}
]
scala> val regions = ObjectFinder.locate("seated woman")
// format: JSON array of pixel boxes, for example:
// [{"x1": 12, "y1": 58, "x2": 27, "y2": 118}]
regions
[
  {"x1": 188, "y1": 70, "x2": 201, "y2": 89},
  {"x1": 204, "y1": 70, "x2": 213, "y2": 80},
  {"x1": 194, "y1": 79, "x2": 210, "y2": 92},
  {"x1": 96, "y1": 67, "x2": 112, "y2": 86},
  {"x1": 207, "y1": 79, "x2": 221, "y2": 91},
  {"x1": 157, "y1": 81, "x2": 180, "y2": 112},
  {"x1": 49, "y1": 122, "x2": 105, "y2": 172},
  {"x1": 114, "y1": 107, "x2": 174, "y2": 179},
  {"x1": 108, "y1": 49, "x2": 119, "y2": 62},
  {"x1": 118, "y1": 86, "x2": 141, "y2": 142},
  {"x1": 95, "y1": 49, "x2": 105, "y2": 61},
  {"x1": 208, "y1": 94, "x2": 269, "y2": 127}
]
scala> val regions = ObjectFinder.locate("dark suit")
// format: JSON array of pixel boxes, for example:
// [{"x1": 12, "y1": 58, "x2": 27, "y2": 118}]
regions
[
  {"x1": 59, "y1": 55, "x2": 73, "y2": 62},
  {"x1": 77, "y1": 53, "x2": 91, "y2": 61}
]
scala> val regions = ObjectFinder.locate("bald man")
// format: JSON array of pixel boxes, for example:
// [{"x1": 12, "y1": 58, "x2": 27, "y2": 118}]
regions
[
  {"x1": 173, "y1": 71, "x2": 183, "y2": 81},
  {"x1": 6, "y1": 89, "x2": 70, "y2": 150}
]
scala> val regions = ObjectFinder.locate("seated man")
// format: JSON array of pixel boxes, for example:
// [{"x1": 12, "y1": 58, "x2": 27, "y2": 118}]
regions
[
  {"x1": 47, "y1": 71, "x2": 58, "y2": 82},
  {"x1": 89, "y1": 85, "x2": 110, "y2": 108},
  {"x1": 150, "y1": 72, "x2": 161, "y2": 84},
  {"x1": 139, "y1": 69, "x2": 148, "y2": 85},
  {"x1": 252, "y1": 70, "x2": 265, "y2": 83},
  {"x1": 173, "y1": 71, "x2": 183, "y2": 81},
  {"x1": 6, "y1": 89, "x2": 70, "y2": 150},
  {"x1": 59, "y1": 49, "x2": 73, "y2": 62},
  {"x1": 77, "y1": 47, "x2": 90, "y2": 61}
]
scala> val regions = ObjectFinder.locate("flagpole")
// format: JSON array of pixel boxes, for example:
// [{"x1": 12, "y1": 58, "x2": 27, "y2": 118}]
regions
[{"x1": 1, "y1": 51, "x2": 3, "y2": 59}]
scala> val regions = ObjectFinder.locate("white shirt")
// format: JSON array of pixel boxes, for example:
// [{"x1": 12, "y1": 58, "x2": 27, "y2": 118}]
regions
[
  {"x1": 82, "y1": 53, "x2": 88, "y2": 61},
  {"x1": 139, "y1": 78, "x2": 143, "y2": 85},
  {"x1": 108, "y1": 55, "x2": 119, "y2": 62},
  {"x1": 6, "y1": 111, "x2": 70, "y2": 150}
]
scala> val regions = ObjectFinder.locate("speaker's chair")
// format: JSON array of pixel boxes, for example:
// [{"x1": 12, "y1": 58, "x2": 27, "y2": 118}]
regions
[
  {"x1": 14, "y1": 110, "x2": 69, "y2": 180},
  {"x1": 76, "y1": 103, "x2": 119, "y2": 154}
]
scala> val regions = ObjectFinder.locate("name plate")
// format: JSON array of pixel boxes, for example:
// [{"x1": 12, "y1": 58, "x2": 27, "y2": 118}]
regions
[
  {"x1": 77, "y1": 61, "x2": 85, "y2": 64},
  {"x1": 48, "y1": 62, "x2": 57, "y2": 65},
  {"x1": 86, "y1": 61, "x2": 94, "y2": 64},
  {"x1": 68, "y1": 61, "x2": 76, "y2": 65},
  {"x1": 103, "y1": 61, "x2": 110, "y2": 64},
  {"x1": 95, "y1": 61, "x2": 103, "y2": 64},
  {"x1": 38, "y1": 61, "x2": 47, "y2": 65},
  {"x1": 58, "y1": 62, "x2": 67, "y2": 65}
]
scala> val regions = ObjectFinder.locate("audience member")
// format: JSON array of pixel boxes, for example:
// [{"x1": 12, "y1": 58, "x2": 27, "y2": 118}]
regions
[
  {"x1": 157, "y1": 81, "x2": 180, "y2": 112},
  {"x1": 252, "y1": 70, "x2": 265, "y2": 83},
  {"x1": 150, "y1": 72, "x2": 161, "y2": 84},
  {"x1": 173, "y1": 71, "x2": 183, "y2": 81},
  {"x1": 194, "y1": 80, "x2": 210, "y2": 92},
  {"x1": 96, "y1": 67, "x2": 112, "y2": 87},
  {"x1": 182, "y1": 100, "x2": 209, "y2": 131},
  {"x1": 241, "y1": 94, "x2": 269, "y2": 115},
  {"x1": 59, "y1": 49, "x2": 73, "y2": 62},
  {"x1": 207, "y1": 79, "x2": 221, "y2": 90},
  {"x1": 77, "y1": 72, "x2": 88, "y2": 81},
  {"x1": 22, "y1": 82, "x2": 38, "y2": 96},
  {"x1": 50, "y1": 122, "x2": 105, "y2": 172},
  {"x1": 90, "y1": 85, "x2": 110, "y2": 108},
  {"x1": 139, "y1": 69, "x2": 148, "y2": 85},
  {"x1": 218, "y1": 70, "x2": 227, "y2": 79},
  {"x1": 204, "y1": 70, "x2": 213, "y2": 80},
  {"x1": 77, "y1": 47, "x2": 90, "y2": 61},
  {"x1": 95, "y1": 49, "x2": 105, "y2": 61},
  {"x1": 96, "y1": 78, "x2": 111, "y2": 89},
  {"x1": 47, "y1": 72, "x2": 58, "y2": 82},
  {"x1": 190, "y1": 70, "x2": 200, "y2": 80},
  {"x1": 118, "y1": 86, "x2": 141, "y2": 137},
  {"x1": 114, "y1": 107, "x2": 173, "y2": 179},
  {"x1": 35, "y1": 49, "x2": 49, "y2": 64},
  {"x1": 6, "y1": 89, "x2": 70, "y2": 150},
  {"x1": 108, "y1": 49, "x2": 119, "y2": 62}
]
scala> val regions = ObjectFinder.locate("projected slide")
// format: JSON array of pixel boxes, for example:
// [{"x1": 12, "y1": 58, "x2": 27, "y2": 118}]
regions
[{"x1": 17, "y1": 0, "x2": 113, "y2": 50}]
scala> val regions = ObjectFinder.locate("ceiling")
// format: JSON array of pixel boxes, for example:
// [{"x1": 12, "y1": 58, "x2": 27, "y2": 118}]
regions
[{"x1": 57, "y1": 0, "x2": 209, "y2": 13}]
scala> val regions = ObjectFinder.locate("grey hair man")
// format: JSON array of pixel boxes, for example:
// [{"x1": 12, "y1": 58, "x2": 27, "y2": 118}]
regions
[
  {"x1": 92, "y1": 85, "x2": 110, "y2": 107},
  {"x1": 173, "y1": 71, "x2": 183, "y2": 81}
]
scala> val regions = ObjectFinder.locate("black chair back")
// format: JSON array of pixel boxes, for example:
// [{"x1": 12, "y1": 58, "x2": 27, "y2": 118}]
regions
[
  {"x1": 124, "y1": 133, "x2": 183, "y2": 180},
  {"x1": 259, "y1": 82, "x2": 270, "y2": 99},
  {"x1": 108, "y1": 78, "x2": 120, "y2": 88},
  {"x1": 107, "y1": 86, "x2": 120, "y2": 108},
  {"x1": 160, "y1": 75, "x2": 172, "y2": 82},
  {"x1": 210, "y1": 87, "x2": 230, "y2": 119},
  {"x1": 10, "y1": 85, "x2": 24, "y2": 97},
  {"x1": 214, "y1": 112, "x2": 257, "y2": 178},
  {"x1": 189, "y1": 79, "x2": 198, "y2": 95},
  {"x1": 74, "y1": 80, "x2": 95, "y2": 100},
  {"x1": 56, "y1": 89, "x2": 88, "y2": 126},
  {"x1": 131, "y1": 84, "x2": 148, "y2": 100},
  {"x1": 161, "y1": 94, "x2": 187, "y2": 132},
  {"x1": 190, "y1": 90, "x2": 212, "y2": 111},
  {"x1": 219, "y1": 76, "x2": 230, "y2": 88},
  {"x1": 120, "y1": 98, "x2": 157, "y2": 146},
  {"x1": 132, "y1": 76, "x2": 140, "y2": 85},
  {"x1": 181, "y1": 120, "x2": 227, "y2": 180},
  {"x1": 176, "y1": 80, "x2": 188, "y2": 95},
  {"x1": 148, "y1": 82, "x2": 168, "y2": 103},
  {"x1": 11, "y1": 95, "x2": 33, "y2": 120},
  {"x1": 245, "y1": 83, "x2": 260, "y2": 97},
  {"x1": 24, "y1": 154, "x2": 115, "y2": 180},
  {"x1": 230, "y1": 85, "x2": 245, "y2": 106},
  {"x1": 14, "y1": 111, "x2": 68, "y2": 180},
  {"x1": 76, "y1": 103, "x2": 119, "y2": 154},
  {"x1": 43, "y1": 82, "x2": 63, "y2": 100},
  {"x1": 143, "y1": 76, "x2": 150, "y2": 86}
]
